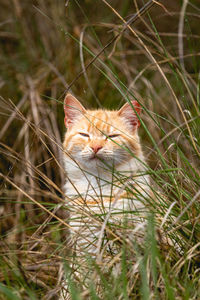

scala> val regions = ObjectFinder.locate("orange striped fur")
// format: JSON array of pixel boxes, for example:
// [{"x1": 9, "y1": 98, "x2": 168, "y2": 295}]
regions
[
  {"x1": 60, "y1": 94, "x2": 150, "y2": 298},
  {"x1": 62, "y1": 92, "x2": 150, "y2": 223}
]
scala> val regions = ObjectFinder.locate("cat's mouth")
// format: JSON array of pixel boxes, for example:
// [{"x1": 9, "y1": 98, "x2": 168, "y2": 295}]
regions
[
  {"x1": 90, "y1": 154, "x2": 99, "y2": 160},
  {"x1": 81, "y1": 151, "x2": 113, "y2": 162},
  {"x1": 88, "y1": 153, "x2": 107, "y2": 162}
]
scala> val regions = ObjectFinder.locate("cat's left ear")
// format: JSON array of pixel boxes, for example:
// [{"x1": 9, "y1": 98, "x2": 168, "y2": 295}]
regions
[
  {"x1": 118, "y1": 100, "x2": 141, "y2": 130},
  {"x1": 64, "y1": 94, "x2": 86, "y2": 129}
]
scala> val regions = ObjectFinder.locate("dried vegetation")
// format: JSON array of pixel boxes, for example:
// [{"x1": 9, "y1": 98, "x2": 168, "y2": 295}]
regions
[{"x1": 0, "y1": 0, "x2": 200, "y2": 299}]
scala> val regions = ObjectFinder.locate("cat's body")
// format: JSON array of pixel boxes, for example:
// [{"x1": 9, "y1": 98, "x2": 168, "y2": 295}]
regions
[{"x1": 61, "y1": 94, "x2": 150, "y2": 297}]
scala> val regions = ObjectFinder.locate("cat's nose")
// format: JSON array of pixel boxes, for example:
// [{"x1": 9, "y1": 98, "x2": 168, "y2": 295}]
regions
[{"x1": 91, "y1": 145, "x2": 102, "y2": 153}]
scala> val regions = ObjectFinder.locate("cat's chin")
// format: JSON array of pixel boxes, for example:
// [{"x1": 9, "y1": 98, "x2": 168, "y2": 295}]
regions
[
  {"x1": 83, "y1": 153, "x2": 113, "y2": 163},
  {"x1": 82, "y1": 156, "x2": 105, "y2": 165},
  {"x1": 79, "y1": 156, "x2": 118, "y2": 172}
]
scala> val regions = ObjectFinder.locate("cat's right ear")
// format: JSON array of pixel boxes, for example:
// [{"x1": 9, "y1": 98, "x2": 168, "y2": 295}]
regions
[
  {"x1": 118, "y1": 100, "x2": 141, "y2": 131},
  {"x1": 64, "y1": 94, "x2": 86, "y2": 129}
]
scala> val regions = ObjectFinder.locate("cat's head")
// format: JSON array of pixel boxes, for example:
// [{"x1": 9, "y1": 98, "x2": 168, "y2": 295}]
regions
[{"x1": 63, "y1": 94, "x2": 142, "y2": 169}]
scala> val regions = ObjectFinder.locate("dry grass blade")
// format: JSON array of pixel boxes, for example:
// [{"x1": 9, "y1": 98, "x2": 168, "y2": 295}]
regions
[
  {"x1": 101, "y1": 0, "x2": 200, "y2": 157},
  {"x1": 64, "y1": 0, "x2": 159, "y2": 95}
]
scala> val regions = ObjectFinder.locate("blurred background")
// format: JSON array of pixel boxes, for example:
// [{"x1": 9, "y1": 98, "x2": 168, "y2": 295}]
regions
[{"x1": 0, "y1": 0, "x2": 200, "y2": 299}]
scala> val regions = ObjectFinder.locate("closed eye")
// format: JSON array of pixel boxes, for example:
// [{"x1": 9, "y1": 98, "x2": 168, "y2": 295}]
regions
[
  {"x1": 79, "y1": 132, "x2": 90, "y2": 137},
  {"x1": 108, "y1": 134, "x2": 120, "y2": 139}
]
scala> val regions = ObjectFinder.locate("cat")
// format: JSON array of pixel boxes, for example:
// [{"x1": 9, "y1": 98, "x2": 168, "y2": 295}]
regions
[{"x1": 60, "y1": 93, "x2": 150, "y2": 298}]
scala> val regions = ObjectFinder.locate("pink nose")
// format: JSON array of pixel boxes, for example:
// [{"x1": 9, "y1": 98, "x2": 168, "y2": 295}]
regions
[{"x1": 91, "y1": 145, "x2": 102, "y2": 153}]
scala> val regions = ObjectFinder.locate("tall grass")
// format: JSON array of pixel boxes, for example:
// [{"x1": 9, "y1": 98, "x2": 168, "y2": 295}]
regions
[{"x1": 0, "y1": 0, "x2": 200, "y2": 299}]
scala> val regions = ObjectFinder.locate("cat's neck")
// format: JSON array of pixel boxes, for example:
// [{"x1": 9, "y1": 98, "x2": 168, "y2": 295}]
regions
[{"x1": 63, "y1": 154, "x2": 148, "y2": 198}]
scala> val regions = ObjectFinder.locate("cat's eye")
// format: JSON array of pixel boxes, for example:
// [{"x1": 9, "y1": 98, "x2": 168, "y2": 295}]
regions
[
  {"x1": 108, "y1": 134, "x2": 120, "y2": 139},
  {"x1": 79, "y1": 132, "x2": 90, "y2": 137}
]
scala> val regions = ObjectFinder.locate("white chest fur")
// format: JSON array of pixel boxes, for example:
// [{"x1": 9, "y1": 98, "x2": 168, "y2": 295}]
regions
[{"x1": 63, "y1": 154, "x2": 149, "y2": 217}]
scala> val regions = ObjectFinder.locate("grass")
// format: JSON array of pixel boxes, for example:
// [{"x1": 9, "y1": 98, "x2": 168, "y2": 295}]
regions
[{"x1": 0, "y1": 0, "x2": 200, "y2": 299}]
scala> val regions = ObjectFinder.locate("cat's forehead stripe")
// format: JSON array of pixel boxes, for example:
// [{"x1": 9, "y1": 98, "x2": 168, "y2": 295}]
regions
[{"x1": 85, "y1": 111, "x2": 115, "y2": 134}]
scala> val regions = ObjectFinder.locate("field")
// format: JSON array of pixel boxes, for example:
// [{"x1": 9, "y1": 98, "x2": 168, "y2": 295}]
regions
[{"x1": 0, "y1": 0, "x2": 200, "y2": 299}]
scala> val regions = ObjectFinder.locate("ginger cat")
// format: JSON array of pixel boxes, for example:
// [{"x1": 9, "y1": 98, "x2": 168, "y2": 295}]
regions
[{"x1": 61, "y1": 93, "x2": 150, "y2": 297}]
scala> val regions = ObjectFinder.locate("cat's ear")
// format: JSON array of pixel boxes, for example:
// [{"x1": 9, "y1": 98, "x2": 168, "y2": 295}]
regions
[
  {"x1": 64, "y1": 94, "x2": 86, "y2": 128},
  {"x1": 118, "y1": 100, "x2": 141, "y2": 130}
]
